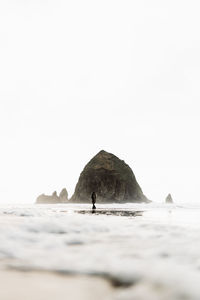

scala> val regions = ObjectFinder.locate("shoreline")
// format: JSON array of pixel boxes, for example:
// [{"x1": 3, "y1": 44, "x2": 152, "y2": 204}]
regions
[{"x1": 0, "y1": 268, "x2": 114, "y2": 300}]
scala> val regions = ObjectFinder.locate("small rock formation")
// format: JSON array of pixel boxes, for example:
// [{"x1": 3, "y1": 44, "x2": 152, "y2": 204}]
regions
[
  {"x1": 165, "y1": 193, "x2": 173, "y2": 204},
  {"x1": 70, "y1": 150, "x2": 150, "y2": 203},
  {"x1": 59, "y1": 188, "x2": 68, "y2": 202},
  {"x1": 36, "y1": 188, "x2": 68, "y2": 204},
  {"x1": 52, "y1": 191, "x2": 58, "y2": 198}
]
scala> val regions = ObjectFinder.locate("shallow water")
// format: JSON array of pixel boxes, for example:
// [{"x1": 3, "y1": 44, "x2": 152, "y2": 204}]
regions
[
  {"x1": 0, "y1": 203, "x2": 200, "y2": 299},
  {"x1": 77, "y1": 209, "x2": 143, "y2": 217}
]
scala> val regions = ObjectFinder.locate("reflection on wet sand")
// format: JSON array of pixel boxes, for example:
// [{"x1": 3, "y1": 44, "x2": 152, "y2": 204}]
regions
[{"x1": 76, "y1": 210, "x2": 143, "y2": 217}]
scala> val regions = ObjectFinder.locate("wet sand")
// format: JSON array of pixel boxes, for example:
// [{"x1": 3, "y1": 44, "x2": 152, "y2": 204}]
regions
[
  {"x1": 76, "y1": 209, "x2": 143, "y2": 216},
  {"x1": 0, "y1": 269, "x2": 114, "y2": 300}
]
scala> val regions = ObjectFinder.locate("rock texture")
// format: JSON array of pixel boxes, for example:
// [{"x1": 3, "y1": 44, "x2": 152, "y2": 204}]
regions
[
  {"x1": 36, "y1": 189, "x2": 68, "y2": 204},
  {"x1": 70, "y1": 150, "x2": 149, "y2": 203},
  {"x1": 165, "y1": 193, "x2": 173, "y2": 203},
  {"x1": 59, "y1": 188, "x2": 68, "y2": 202}
]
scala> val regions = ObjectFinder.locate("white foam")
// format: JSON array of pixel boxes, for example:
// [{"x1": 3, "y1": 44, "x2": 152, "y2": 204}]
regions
[{"x1": 0, "y1": 203, "x2": 200, "y2": 299}]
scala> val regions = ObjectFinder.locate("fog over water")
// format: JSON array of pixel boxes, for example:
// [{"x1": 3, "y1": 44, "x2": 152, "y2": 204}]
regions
[{"x1": 0, "y1": 0, "x2": 200, "y2": 204}]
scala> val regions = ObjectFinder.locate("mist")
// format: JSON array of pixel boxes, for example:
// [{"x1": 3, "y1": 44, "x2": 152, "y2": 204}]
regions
[{"x1": 0, "y1": 0, "x2": 200, "y2": 204}]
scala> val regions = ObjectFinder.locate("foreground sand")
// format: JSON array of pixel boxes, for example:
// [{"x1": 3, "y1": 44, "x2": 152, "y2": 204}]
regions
[
  {"x1": 1, "y1": 269, "x2": 197, "y2": 300},
  {"x1": 0, "y1": 269, "x2": 114, "y2": 300}
]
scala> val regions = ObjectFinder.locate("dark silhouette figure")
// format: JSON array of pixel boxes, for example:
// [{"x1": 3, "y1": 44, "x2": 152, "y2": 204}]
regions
[{"x1": 91, "y1": 192, "x2": 96, "y2": 210}]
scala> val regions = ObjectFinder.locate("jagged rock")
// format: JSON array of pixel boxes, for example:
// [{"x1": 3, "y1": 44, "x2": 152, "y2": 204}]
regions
[
  {"x1": 36, "y1": 192, "x2": 59, "y2": 204},
  {"x1": 59, "y1": 188, "x2": 68, "y2": 202},
  {"x1": 70, "y1": 150, "x2": 149, "y2": 203},
  {"x1": 52, "y1": 191, "x2": 58, "y2": 197},
  {"x1": 36, "y1": 188, "x2": 68, "y2": 204},
  {"x1": 165, "y1": 193, "x2": 173, "y2": 203}
]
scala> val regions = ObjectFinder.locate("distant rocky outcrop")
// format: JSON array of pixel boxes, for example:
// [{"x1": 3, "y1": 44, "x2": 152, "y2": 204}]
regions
[
  {"x1": 165, "y1": 193, "x2": 173, "y2": 204},
  {"x1": 59, "y1": 188, "x2": 68, "y2": 202},
  {"x1": 70, "y1": 150, "x2": 150, "y2": 203},
  {"x1": 36, "y1": 189, "x2": 68, "y2": 204}
]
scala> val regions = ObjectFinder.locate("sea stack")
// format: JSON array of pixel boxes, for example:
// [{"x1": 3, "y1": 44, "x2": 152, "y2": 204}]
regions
[
  {"x1": 165, "y1": 193, "x2": 173, "y2": 204},
  {"x1": 70, "y1": 150, "x2": 149, "y2": 203},
  {"x1": 59, "y1": 188, "x2": 68, "y2": 202},
  {"x1": 36, "y1": 188, "x2": 68, "y2": 204}
]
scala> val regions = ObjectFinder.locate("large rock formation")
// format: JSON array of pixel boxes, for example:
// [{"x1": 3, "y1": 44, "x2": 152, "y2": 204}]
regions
[
  {"x1": 70, "y1": 150, "x2": 149, "y2": 203},
  {"x1": 36, "y1": 189, "x2": 68, "y2": 204},
  {"x1": 165, "y1": 193, "x2": 173, "y2": 204}
]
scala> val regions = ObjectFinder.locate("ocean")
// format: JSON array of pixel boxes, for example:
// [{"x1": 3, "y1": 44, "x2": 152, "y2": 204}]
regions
[{"x1": 0, "y1": 203, "x2": 200, "y2": 299}]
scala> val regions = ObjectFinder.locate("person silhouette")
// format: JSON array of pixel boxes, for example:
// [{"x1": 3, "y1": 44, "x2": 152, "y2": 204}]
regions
[{"x1": 91, "y1": 192, "x2": 96, "y2": 210}]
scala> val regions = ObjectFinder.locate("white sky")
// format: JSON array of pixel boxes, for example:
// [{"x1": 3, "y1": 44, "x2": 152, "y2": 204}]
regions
[{"x1": 0, "y1": 0, "x2": 200, "y2": 204}]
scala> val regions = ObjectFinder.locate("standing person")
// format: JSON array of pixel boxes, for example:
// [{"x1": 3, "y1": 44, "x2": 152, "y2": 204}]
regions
[{"x1": 91, "y1": 192, "x2": 96, "y2": 209}]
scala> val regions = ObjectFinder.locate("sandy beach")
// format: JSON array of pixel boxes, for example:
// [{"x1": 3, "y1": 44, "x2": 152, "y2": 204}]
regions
[{"x1": 0, "y1": 269, "x2": 114, "y2": 300}]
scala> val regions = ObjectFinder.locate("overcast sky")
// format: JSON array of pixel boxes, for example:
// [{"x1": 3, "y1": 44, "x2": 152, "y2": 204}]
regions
[{"x1": 0, "y1": 0, "x2": 200, "y2": 204}]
